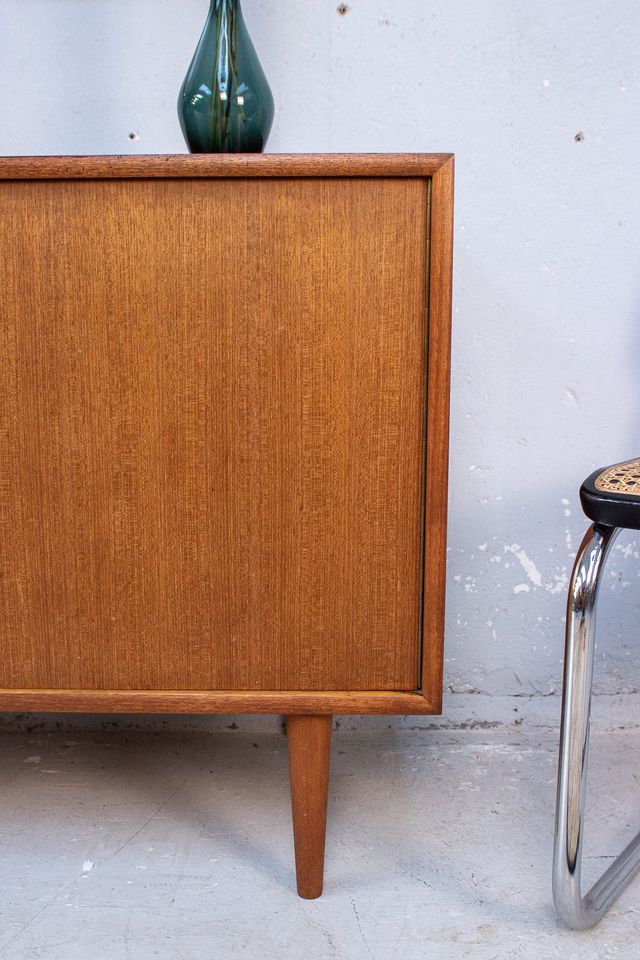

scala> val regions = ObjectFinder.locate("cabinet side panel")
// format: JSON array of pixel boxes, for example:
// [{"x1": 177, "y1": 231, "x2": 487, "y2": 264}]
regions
[
  {"x1": 421, "y1": 159, "x2": 453, "y2": 709},
  {"x1": 0, "y1": 177, "x2": 427, "y2": 691}
]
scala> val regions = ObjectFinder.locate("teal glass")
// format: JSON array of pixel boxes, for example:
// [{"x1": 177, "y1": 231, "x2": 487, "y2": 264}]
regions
[{"x1": 178, "y1": 0, "x2": 274, "y2": 153}]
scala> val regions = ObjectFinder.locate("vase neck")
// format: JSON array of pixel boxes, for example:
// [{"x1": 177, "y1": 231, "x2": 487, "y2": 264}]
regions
[{"x1": 210, "y1": 0, "x2": 240, "y2": 10}]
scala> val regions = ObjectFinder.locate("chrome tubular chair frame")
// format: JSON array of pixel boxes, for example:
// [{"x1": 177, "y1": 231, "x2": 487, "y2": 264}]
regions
[{"x1": 553, "y1": 522, "x2": 640, "y2": 928}]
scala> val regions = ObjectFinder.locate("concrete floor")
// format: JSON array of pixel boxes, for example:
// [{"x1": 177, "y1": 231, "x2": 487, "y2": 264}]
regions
[{"x1": 0, "y1": 694, "x2": 639, "y2": 959}]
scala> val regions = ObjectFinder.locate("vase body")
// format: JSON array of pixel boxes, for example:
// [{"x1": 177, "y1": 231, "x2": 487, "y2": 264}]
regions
[{"x1": 178, "y1": 0, "x2": 274, "y2": 153}]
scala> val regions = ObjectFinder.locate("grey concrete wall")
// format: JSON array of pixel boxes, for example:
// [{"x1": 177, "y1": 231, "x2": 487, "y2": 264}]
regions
[{"x1": 1, "y1": 0, "x2": 639, "y2": 698}]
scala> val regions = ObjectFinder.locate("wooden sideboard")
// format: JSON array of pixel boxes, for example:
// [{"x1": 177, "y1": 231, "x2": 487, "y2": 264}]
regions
[{"x1": 0, "y1": 153, "x2": 453, "y2": 898}]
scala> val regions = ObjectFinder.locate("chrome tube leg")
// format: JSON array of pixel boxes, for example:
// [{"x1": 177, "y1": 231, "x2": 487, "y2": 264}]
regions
[{"x1": 552, "y1": 522, "x2": 640, "y2": 928}]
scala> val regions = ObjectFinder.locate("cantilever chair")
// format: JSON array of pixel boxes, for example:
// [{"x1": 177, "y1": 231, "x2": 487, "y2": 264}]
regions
[{"x1": 554, "y1": 458, "x2": 640, "y2": 928}]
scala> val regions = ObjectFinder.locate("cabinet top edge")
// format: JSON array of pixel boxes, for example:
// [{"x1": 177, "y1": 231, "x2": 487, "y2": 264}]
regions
[{"x1": 0, "y1": 153, "x2": 454, "y2": 181}]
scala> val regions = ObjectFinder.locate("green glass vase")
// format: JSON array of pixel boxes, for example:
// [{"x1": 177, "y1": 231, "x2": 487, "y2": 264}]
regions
[{"x1": 178, "y1": 0, "x2": 274, "y2": 153}]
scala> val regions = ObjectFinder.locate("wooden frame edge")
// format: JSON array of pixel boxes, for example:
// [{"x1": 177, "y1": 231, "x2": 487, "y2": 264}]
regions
[
  {"x1": 420, "y1": 154, "x2": 454, "y2": 712},
  {"x1": 0, "y1": 152, "x2": 454, "y2": 180},
  {"x1": 0, "y1": 690, "x2": 440, "y2": 715}
]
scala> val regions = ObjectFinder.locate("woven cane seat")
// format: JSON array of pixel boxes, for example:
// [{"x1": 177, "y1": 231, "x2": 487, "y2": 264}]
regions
[{"x1": 581, "y1": 458, "x2": 640, "y2": 530}]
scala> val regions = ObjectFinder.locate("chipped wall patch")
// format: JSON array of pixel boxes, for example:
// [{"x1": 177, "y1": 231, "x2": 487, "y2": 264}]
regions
[{"x1": 505, "y1": 544, "x2": 543, "y2": 588}]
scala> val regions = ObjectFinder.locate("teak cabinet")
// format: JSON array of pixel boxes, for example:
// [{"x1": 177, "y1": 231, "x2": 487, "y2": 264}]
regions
[{"x1": 0, "y1": 153, "x2": 453, "y2": 898}]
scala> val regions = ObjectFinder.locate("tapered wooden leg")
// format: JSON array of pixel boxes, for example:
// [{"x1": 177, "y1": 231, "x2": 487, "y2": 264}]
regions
[{"x1": 286, "y1": 714, "x2": 333, "y2": 899}]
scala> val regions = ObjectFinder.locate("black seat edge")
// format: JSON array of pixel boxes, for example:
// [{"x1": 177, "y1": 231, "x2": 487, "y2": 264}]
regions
[{"x1": 580, "y1": 459, "x2": 640, "y2": 531}]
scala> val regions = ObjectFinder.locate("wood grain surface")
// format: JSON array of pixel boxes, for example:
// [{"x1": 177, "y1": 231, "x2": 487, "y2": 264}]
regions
[
  {"x1": 0, "y1": 153, "x2": 452, "y2": 180},
  {"x1": 0, "y1": 174, "x2": 428, "y2": 693},
  {"x1": 0, "y1": 688, "x2": 438, "y2": 714},
  {"x1": 421, "y1": 156, "x2": 454, "y2": 711},
  {"x1": 287, "y1": 714, "x2": 333, "y2": 898}
]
